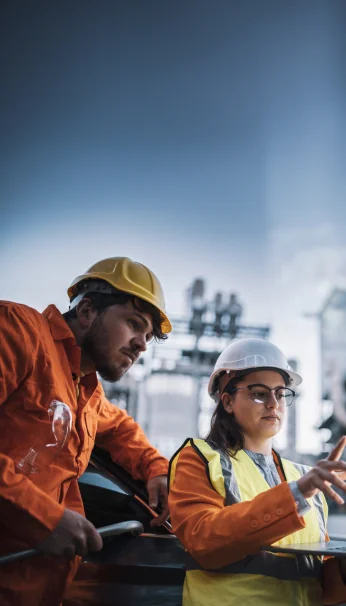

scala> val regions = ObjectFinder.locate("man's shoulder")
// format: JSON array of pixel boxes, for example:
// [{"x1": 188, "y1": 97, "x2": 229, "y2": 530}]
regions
[{"x1": 0, "y1": 301, "x2": 47, "y2": 333}]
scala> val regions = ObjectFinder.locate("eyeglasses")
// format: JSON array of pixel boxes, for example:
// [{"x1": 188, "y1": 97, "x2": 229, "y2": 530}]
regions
[{"x1": 226, "y1": 383, "x2": 296, "y2": 407}]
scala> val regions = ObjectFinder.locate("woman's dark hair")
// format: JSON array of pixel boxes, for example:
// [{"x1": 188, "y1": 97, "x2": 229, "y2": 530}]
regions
[
  {"x1": 63, "y1": 291, "x2": 168, "y2": 342},
  {"x1": 206, "y1": 374, "x2": 245, "y2": 457},
  {"x1": 206, "y1": 369, "x2": 290, "y2": 457}
]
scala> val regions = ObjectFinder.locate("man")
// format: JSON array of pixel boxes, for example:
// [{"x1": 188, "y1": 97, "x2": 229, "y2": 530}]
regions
[{"x1": 0, "y1": 257, "x2": 172, "y2": 606}]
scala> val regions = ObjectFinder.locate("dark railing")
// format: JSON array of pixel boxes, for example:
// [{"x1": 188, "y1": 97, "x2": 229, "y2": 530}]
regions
[{"x1": 0, "y1": 521, "x2": 144, "y2": 566}]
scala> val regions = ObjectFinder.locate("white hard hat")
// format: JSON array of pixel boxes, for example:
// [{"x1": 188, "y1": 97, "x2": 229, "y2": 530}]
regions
[{"x1": 208, "y1": 337, "x2": 302, "y2": 402}]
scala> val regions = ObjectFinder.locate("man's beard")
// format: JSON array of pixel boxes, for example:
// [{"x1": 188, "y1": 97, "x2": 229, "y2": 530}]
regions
[{"x1": 81, "y1": 320, "x2": 126, "y2": 383}]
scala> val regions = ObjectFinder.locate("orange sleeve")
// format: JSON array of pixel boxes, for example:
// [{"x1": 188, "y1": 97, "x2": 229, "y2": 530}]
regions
[
  {"x1": 0, "y1": 303, "x2": 34, "y2": 405},
  {"x1": 0, "y1": 454, "x2": 65, "y2": 547},
  {"x1": 0, "y1": 303, "x2": 65, "y2": 547},
  {"x1": 95, "y1": 386, "x2": 168, "y2": 482},
  {"x1": 168, "y1": 444, "x2": 306, "y2": 569},
  {"x1": 322, "y1": 558, "x2": 346, "y2": 605}
]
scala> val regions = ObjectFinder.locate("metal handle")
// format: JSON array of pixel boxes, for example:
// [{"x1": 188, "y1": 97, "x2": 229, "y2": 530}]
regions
[
  {"x1": 0, "y1": 548, "x2": 36, "y2": 566},
  {"x1": 97, "y1": 520, "x2": 143, "y2": 538},
  {"x1": 0, "y1": 520, "x2": 144, "y2": 566}
]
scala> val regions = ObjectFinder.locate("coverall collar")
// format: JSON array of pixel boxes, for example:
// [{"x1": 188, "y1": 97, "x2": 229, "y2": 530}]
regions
[
  {"x1": 42, "y1": 304, "x2": 83, "y2": 378},
  {"x1": 42, "y1": 304, "x2": 76, "y2": 342}
]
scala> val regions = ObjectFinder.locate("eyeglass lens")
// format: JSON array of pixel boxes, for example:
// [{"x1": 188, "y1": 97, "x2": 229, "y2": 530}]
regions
[{"x1": 248, "y1": 385, "x2": 295, "y2": 406}]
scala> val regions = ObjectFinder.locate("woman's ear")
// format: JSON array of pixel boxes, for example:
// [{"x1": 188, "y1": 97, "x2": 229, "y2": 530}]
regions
[{"x1": 221, "y1": 392, "x2": 233, "y2": 414}]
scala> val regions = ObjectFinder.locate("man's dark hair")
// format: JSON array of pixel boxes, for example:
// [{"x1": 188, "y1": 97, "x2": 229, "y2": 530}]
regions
[
  {"x1": 63, "y1": 291, "x2": 168, "y2": 342},
  {"x1": 206, "y1": 370, "x2": 290, "y2": 457}
]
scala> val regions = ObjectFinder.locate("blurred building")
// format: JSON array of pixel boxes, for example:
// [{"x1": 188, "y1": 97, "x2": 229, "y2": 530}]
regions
[
  {"x1": 318, "y1": 289, "x2": 346, "y2": 448},
  {"x1": 283, "y1": 358, "x2": 299, "y2": 458},
  {"x1": 101, "y1": 360, "x2": 144, "y2": 419}
]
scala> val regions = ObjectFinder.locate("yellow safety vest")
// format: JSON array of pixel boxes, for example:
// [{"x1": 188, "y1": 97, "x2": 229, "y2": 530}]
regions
[{"x1": 169, "y1": 439, "x2": 328, "y2": 606}]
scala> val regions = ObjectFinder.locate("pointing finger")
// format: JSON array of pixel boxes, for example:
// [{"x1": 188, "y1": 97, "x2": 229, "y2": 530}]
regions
[{"x1": 327, "y1": 436, "x2": 346, "y2": 462}]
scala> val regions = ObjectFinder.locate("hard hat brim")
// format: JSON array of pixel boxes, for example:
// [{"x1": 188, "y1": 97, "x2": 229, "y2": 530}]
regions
[
  {"x1": 208, "y1": 365, "x2": 302, "y2": 402},
  {"x1": 68, "y1": 264, "x2": 172, "y2": 334}
]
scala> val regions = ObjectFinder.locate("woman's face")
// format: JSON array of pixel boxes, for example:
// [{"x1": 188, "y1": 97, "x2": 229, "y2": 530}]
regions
[{"x1": 221, "y1": 370, "x2": 289, "y2": 441}]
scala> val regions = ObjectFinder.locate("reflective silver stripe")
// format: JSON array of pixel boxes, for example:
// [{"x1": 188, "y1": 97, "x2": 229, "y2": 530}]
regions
[
  {"x1": 185, "y1": 551, "x2": 322, "y2": 582},
  {"x1": 195, "y1": 443, "x2": 325, "y2": 583},
  {"x1": 206, "y1": 445, "x2": 326, "y2": 542},
  {"x1": 293, "y1": 463, "x2": 327, "y2": 540},
  {"x1": 207, "y1": 441, "x2": 241, "y2": 505}
]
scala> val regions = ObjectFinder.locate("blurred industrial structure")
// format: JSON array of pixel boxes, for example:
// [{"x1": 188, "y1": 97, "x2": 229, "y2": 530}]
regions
[
  {"x1": 318, "y1": 289, "x2": 346, "y2": 449},
  {"x1": 98, "y1": 278, "x2": 343, "y2": 460},
  {"x1": 102, "y1": 278, "x2": 270, "y2": 458},
  {"x1": 100, "y1": 283, "x2": 346, "y2": 520},
  {"x1": 100, "y1": 278, "x2": 346, "y2": 464},
  {"x1": 285, "y1": 358, "x2": 299, "y2": 457},
  {"x1": 102, "y1": 372, "x2": 139, "y2": 419}
]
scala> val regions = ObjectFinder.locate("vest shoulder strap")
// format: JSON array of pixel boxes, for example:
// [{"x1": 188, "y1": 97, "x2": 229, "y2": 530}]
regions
[
  {"x1": 169, "y1": 438, "x2": 242, "y2": 504},
  {"x1": 169, "y1": 438, "x2": 228, "y2": 497},
  {"x1": 168, "y1": 437, "x2": 193, "y2": 491},
  {"x1": 169, "y1": 438, "x2": 215, "y2": 487}
]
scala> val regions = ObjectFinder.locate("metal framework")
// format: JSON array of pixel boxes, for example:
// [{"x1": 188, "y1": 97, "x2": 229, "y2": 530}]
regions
[{"x1": 102, "y1": 279, "x2": 271, "y2": 455}]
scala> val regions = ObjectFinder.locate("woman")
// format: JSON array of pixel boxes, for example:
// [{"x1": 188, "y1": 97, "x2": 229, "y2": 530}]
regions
[{"x1": 168, "y1": 338, "x2": 346, "y2": 606}]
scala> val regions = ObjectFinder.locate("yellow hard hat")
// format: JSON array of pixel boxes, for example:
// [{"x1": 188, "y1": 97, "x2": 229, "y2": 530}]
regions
[{"x1": 68, "y1": 257, "x2": 172, "y2": 333}]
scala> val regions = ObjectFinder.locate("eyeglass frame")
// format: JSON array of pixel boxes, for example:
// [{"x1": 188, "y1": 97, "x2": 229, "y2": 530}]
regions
[{"x1": 225, "y1": 383, "x2": 296, "y2": 407}]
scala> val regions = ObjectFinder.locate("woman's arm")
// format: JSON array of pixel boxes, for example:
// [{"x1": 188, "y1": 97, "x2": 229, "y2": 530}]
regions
[{"x1": 169, "y1": 444, "x2": 305, "y2": 569}]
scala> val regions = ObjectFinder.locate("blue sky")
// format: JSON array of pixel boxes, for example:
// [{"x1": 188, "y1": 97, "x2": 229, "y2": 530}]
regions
[
  {"x1": 3, "y1": 0, "x2": 345, "y2": 238},
  {"x1": 1, "y1": 0, "x2": 346, "y2": 452}
]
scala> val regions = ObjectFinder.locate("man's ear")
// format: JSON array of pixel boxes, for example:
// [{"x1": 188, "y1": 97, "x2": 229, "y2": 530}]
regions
[
  {"x1": 221, "y1": 392, "x2": 233, "y2": 414},
  {"x1": 75, "y1": 298, "x2": 97, "y2": 330}
]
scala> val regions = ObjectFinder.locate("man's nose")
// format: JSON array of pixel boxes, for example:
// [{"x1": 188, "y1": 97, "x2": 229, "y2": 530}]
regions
[{"x1": 132, "y1": 333, "x2": 147, "y2": 353}]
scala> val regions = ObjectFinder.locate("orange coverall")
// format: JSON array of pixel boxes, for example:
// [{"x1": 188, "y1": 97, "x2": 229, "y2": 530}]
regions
[
  {"x1": 168, "y1": 443, "x2": 346, "y2": 605},
  {"x1": 0, "y1": 301, "x2": 168, "y2": 606}
]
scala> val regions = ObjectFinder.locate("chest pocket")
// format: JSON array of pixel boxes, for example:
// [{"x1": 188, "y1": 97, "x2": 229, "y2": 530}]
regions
[{"x1": 83, "y1": 411, "x2": 98, "y2": 451}]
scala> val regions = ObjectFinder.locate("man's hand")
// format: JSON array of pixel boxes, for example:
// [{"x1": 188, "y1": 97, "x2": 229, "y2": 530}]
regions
[
  {"x1": 297, "y1": 436, "x2": 346, "y2": 504},
  {"x1": 147, "y1": 475, "x2": 169, "y2": 527},
  {"x1": 37, "y1": 509, "x2": 103, "y2": 559}
]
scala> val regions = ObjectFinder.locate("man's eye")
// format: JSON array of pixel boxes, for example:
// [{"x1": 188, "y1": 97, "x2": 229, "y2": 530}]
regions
[{"x1": 129, "y1": 319, "x2": 139, "y2": 330}]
